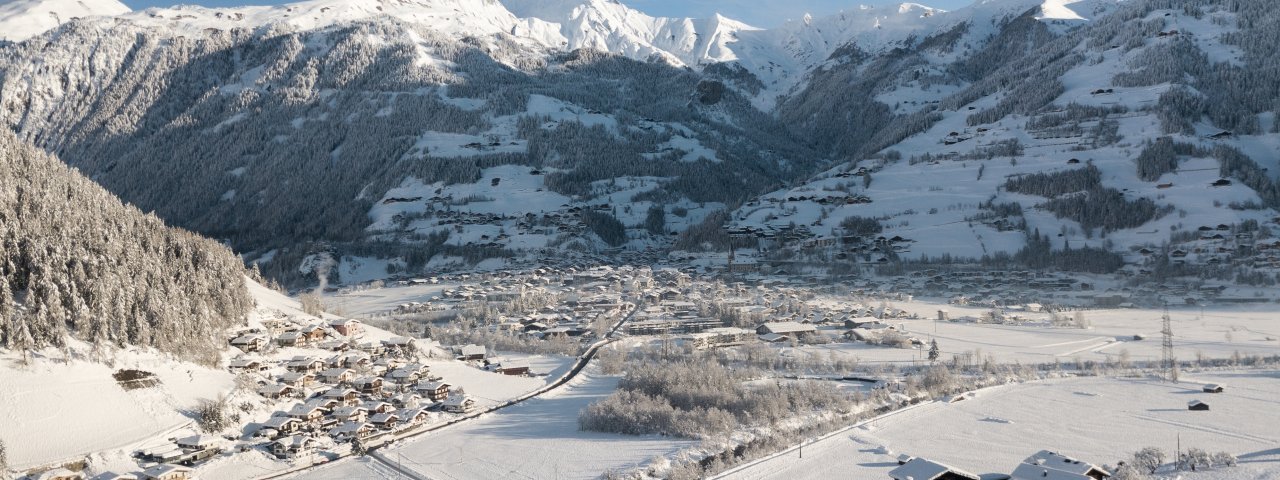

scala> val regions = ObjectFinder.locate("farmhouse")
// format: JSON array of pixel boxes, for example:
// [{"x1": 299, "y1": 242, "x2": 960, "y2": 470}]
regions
[
  {"x1": 388, "y1": 366, "x2": 424, "y2": 385},
  {"x1": 1012, "y1": 451, "x2": 1111, "y2": 480},
  {"x1": 757, "y1": 322, "x2": 817, "y2": 336},
  {"x1": 270, "y1": 435, "x2": 317, "y2": 459},
  {"x1": 261, "y1": 416, "x2": 303, "y2": 437},
  {"x1": 330, "y1": 318, "x2": 363, "y2": 336},
  {"x1": 322, "y1": 388, "x2": 361, "y2": 406},
  {"x1": 363, "y1": 400, "x2": 396, "y2": 414},
  {"x1": 230, "y1": 333, "x2": 267, "y2": 352},
  {"x1": 286, "y1": 357, "x2": 325, "y2": 373},
  {"x1": 229, "y1": 358, "x2": 267, "y2": 372},
  {"x1": 494, "y1": 361, "x2": 531, "y2": 376},
  {"x1": 332, "y1": 405, "x2": 369, "y2": 423},
  {"x1": 416, "y1": 380, "x2": 452, "y2": 402},
  {"x1": 279, "y1": 372, "x2": 315, "y2": 388},
  {"x1": 275, "y1": 331, "x2": 305, "y2": 347},
  {"x1": 257, "y1": 384, "x2": 295, "y2": 399},
  {"x1": 370, "y1": 412, "x2": 400, "y2": 429},
  {"x1": 140, "y1": 464, "x2": 193, "y2": 480},
  {"x1": 758, "y1": 333, "x2": 790, "y2": 343},
  {"x1": 351, "y1": 376, "x2": 384, "y2": 395},
  {"x1": 330, "y1": 421, "x2": 374, "y2": 441},
  {"x1": 382, "y1": 336, "x2": 416, "y2": 353},
  {"x1": 319, "y1": 368, "x2": 354, "y2": 384},
  {"x1": 458, "y1": 344, "x2": 487, "y2": 361},
  {"x1": 889, "y1": 458, "x2": 981, "y2": 480},
  {"x1": 30, "y1": 468, "x2": 83, "y2": 480},
  {"x1": 443, "y1": 395, "x2": 478, "y2": 414},
  {"x1": 399, "y1": 406, "x2": 430, "y2": 425},
  {"x1": 286, "y1": 404, "x2": 326, "y2": 423}
]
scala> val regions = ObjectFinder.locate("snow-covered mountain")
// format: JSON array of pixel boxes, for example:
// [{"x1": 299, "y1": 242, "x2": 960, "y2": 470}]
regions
[
  {"x1": 499, "y1": 0, "x2": 757, "y2": 68},
  {"x1": 2, "y1": 0, "x2": 1278, "y2": 287},
  {"x1": 0, "y1": 0, "x2": 128, "y2": 42},
  {"x1": 734, "y1": 0, "x2": 1280, "y2": 282}
]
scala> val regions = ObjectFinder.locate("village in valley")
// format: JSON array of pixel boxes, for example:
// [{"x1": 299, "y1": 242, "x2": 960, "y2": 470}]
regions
[
  {"x1": 6, "y1": 0, "x2": 1280, "y2": 479},
  {"x1": 10, "y1": 259, "x2": 1278, "y2": 480}
]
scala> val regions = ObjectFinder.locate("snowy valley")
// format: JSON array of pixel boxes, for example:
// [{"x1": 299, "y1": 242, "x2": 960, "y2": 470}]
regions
[{"x1": 3, "y1": 0, "x2": 1280, "y2": 479}]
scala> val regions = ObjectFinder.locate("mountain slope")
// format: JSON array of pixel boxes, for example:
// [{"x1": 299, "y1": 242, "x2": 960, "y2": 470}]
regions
[
  {"x1": 729, "y1": 0, "x2": 1280, "y2": 282},
  {"x1": 0, "y1": 130, "x2": 253, "y2": 365},
  {"x1": 0, "y1": 0, "x2": 128, "y2": 42},
  {"x1": 0, "y1": 11, "x2": 818, "y2": 286}
]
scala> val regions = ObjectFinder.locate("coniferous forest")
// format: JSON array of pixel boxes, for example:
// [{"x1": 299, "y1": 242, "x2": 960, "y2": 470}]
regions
[{"x1": 0, "y1": 131, "x2": 252, "y2": 365}]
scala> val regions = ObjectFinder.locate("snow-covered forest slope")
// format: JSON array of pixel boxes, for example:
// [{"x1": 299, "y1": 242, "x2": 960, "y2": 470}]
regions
[{"x1": 0, "y1": 130, "x2": 253, "y2": 365}]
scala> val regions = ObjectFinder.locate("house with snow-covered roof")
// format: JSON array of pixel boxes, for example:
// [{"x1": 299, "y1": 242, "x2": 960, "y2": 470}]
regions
[
  {"x1": 260, "y1": 416, "x2": 303, "y2": 437},
  {"x1": 416, "y1": 380, "x2": 451, "y2": 401},
  {"x1": 28, "y1": 468, "x2": 83, "y2": 480},
  {"x1": 285, "y1": 403, "x2": 326, "y2": 423},
  {"x1": 458, "y1": 344, "x2": 487, "y2": 360},
  {"x1": 319, "y1": 367, "x2": 354, "y2": 384},
  {"x1": 1013, "y1": 451, "x2": 1111, "y2": 480},
  {"x1": 140, "y1": 464, "x2": 192, "y2": 480},
  {"x1": 230, "y1": 333, "x2": 267, "y2": 352},
  {"x1": 329, "y1": 421, "x2": 374, "y2": 441},
  {"x1": 370, "y1": 412, "x2": 400, "y2": 429},
  {"x1": 888, "y1": 458, "x2": 980, "y2": 480},
  {"x1": 329, "y1": 318, "x2": 363, "y2": 336},
  {"x1": 442, "y1": 394, "x2": 477, "y2": 414},
  {"x1": 270, "y1": 434, "x2": 317, "y2": 459},
  {"x1": 756, "y1": 321, "x2": 816, "y2": 336}
]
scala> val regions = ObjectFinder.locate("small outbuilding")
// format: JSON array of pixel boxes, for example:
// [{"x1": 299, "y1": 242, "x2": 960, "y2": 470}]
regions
[
  {"x1": 1188, "y1": 399, "x2": 1210, "y2": 411},
  {"x1": 1202, "y1": 384, "x2": 1224, "y2": 393}
]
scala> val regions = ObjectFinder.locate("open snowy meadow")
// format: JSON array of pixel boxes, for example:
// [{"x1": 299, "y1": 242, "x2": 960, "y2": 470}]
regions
[{"x1": 722, "y1": 370, "x2": 1280, "y2": 479}]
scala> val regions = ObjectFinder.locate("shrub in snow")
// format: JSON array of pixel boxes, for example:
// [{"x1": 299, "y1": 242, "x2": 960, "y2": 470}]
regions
[
  {"x1": 1212, "y1": 451, "x2": 1238, "y2": 467},
  {"x1": 1109, "y1": 463, "x2": 1150, "y2": 480},
  {"x1": 1131, "y1": 447, "x2": 1166, "y2": 474},
  {"x1": 196, "y1": 398, "x2": 236, "y2": 433}
]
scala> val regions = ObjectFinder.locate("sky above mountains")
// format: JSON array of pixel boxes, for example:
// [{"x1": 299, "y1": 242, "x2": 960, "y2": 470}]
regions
[{"x1": 119, "y1": 0, "x2": 977, "y2": 27}]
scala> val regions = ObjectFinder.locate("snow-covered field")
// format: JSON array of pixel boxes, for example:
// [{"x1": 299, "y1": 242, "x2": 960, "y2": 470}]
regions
[
  {"x1": 0, "y1": 346, "x2": 233, "y2": 470},
  {"x1": 297, "y1": 368, "x2": 694, "y2": 480},
  {"x1": 784, "y1": 299, "x2": 1280, "y2": 366},
  {"x1": 725, "y1": 371, "x2": 1280, "y2": 479}
]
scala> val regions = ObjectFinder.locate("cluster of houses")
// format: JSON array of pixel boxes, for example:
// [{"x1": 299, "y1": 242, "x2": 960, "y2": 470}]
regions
[
  {"x1": 723, "y1": 222, "x2": 912, "y2": 267},
  {"x1": 247, "y1": 340, "x2": 488, "y2": 453},
  {"x1": 891, "y1": 450, "x2": 1111, "y2": 480},
  {"x1": 387, "y1": 268, "x2": 637, "y2": 347},
  {"x1": 1143, "y1": 221, "x2": 1280, "y2": 274},
  {"x1": 212, "y1": 313, "x2": 529, "y2": 471}
]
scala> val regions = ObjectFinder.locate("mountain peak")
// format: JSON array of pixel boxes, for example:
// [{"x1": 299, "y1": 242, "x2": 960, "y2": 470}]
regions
[{"x1": 0, "y1": 0, "x2": 129, "y2": 42}]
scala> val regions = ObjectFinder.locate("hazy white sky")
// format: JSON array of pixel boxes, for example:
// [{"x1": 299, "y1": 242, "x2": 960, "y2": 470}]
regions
[{"x1": 121, "y1": 0, "x2": 977, "y2": 28}]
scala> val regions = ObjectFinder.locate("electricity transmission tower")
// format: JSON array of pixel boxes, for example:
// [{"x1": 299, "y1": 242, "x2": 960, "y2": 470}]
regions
[{"x1": 1161, "y1": 306, "x2": 1178, "y2": 383}]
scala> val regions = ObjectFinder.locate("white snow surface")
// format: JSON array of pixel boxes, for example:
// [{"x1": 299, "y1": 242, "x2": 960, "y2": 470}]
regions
[
  {"x1": 0, "y1": 0, "x2": 129, "y2": 42},
  {"x1": 0, "y1": 343, "x2": 232, "y2": 470},
  {"x1": 725, "y1": 371, "x2": 1280, "y2": 479}
]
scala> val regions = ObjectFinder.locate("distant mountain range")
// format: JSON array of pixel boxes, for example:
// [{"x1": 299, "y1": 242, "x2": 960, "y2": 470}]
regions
[{"x1": 1, "y1": 0, "x2": 1277, "y2": 287}]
